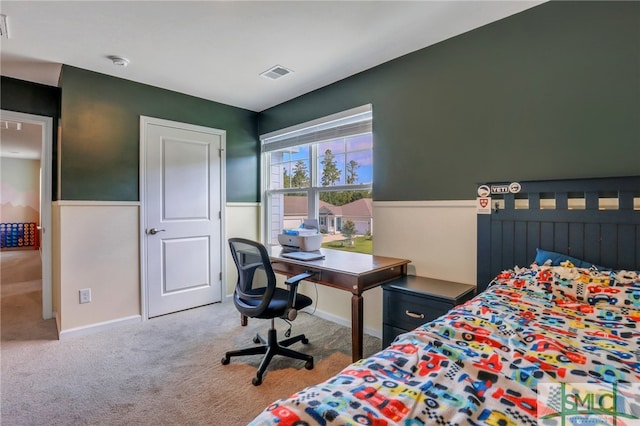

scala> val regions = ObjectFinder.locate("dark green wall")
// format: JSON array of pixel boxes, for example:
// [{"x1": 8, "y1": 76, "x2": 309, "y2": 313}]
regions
[
  {"x1": 1, "y1": 76, "x2": 61, "y2": 199},
  {"x1": 259, "y1": 1, "x2": 640, "y2": 201},
  {"x1": 59, "y1": 66, "x2": 259, "y2": 202}
]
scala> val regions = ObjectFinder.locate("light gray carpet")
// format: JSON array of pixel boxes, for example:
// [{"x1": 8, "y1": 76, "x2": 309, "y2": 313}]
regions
[
  {"x1": 1, "y1": 250, "x2": 58, "y2": 342},
  {"x1": 1, "y1": 251, "x2": 381, "y2": 425}
]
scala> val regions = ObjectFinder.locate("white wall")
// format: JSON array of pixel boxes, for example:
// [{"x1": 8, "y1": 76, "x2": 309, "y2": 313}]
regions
[{"x1": 0, "y1": 157, "x2": 40, "y2": 224}]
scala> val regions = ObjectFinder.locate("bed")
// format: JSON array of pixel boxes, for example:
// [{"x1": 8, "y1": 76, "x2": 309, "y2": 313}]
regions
[{"x1": 249, "y1": 176, "x2": 640, "y2": 426}]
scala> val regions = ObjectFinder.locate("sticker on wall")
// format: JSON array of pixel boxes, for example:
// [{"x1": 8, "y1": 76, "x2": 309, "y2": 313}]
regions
[
  {"x1": 477, "y1": 197, "x2": 492, "y2": 215},
  {"x1": 490, "y1": 184, "x2": 510, "y2": 194},
  {"x1": 486, "y1": 182, "x2": 522, "y2": 195},
  {"x1": 477, "y1": 185, "x2": 490, "y2": 197}
]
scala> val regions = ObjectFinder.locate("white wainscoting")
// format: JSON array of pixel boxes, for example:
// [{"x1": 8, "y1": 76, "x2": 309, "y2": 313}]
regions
[
  {"x1": 53, "y1": 201, "x2": 257, "y2": 337},
  {"x1": 53, "y1": 201, "x2": 140, "y2": 335},
  {"x1": 50, "y1": 201, "x2": 476, "y2": 339},
  {"x1": 373, "y1": 200, "x2": 477, "y2": 285},
  {"x1": 224, "y1": 202, "x2": 262, "y2": 299}
]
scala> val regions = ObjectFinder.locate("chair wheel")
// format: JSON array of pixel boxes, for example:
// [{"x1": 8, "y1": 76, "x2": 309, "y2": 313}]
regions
[
  {"x1": 253, "y1": 335, "x2": 261, "y2": 344},
  {"x1": 305, "y1": 360, "x2": 314, "y2": 370},
  {"x1": 301, "y1": 337, "x2": 309, "y2": 344},
  {"x1": 252, "y1": 375, "x2": 263, "y2": 386},
  {"x1": 221, "y1": 356, "x2": 230, "y2": 365}
]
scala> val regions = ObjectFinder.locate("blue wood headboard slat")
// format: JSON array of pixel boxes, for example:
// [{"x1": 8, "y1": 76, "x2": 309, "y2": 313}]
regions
[
  {"x1": 636, "y1": 227, "x2": 640, "y2": 267},
  {"x1": 620, "y1": 192, "x2": 634, "y2": 210},
  {"x1": 555, "y1": 193, "x2": 568, "y2": 210},
  {"x1": 554, "y1": 223, "x2": 569, "y2": 255},
  {"x1": 514, "y1": 222, "x2": 528, "y2": 264},
  {"x1": 529, "y1": 193, "x2": 540, "y2": 210},
  {"x1": 585, "y1": 192, "x2": 599, "y2": 210},
  {"x1": 489, "y1": 222, "x2": 502, "y2": 280},
  {"x1": 600, "y1": 223, "x2": 617, "y2": 268},
  {"x1": 618, "y1": 224, "x2": 635, "y2": 267},
  {"x1": 502, "y1": 222, "x2": 515, "y2": 269},
  {"x1": 505, "y1": 194, "x2": 515, "y2": 210},
  {"x1": 569, "y1": 223, "x2": 585, "y2": 260},
  {"x1": 539, "y1": 222, "x2": 553, "y2": 254},
  {"x1": 583, "y1": 224, "x2": 601, "y2": 264},
  {"x1": 526, "y1": 223, "x2": 539, "y2": 263}
]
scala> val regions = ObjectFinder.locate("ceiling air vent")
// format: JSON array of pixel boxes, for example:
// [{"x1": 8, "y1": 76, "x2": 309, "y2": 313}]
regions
[
  {"x1": 260, "y1": 65, "x2": 293, "y2": 80},
  {"x1": 0, "y1": 15, "x2": 8, "y2": 39}
]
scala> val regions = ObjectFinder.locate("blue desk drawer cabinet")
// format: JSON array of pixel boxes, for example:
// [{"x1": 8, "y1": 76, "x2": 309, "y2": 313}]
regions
[{"x1": 382, "y1": 275, "x2": 475, "y2": 347}]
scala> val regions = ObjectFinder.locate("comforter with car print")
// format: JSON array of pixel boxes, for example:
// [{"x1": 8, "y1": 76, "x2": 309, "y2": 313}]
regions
[{"x1": 249, "y1": 263, "x2": 640, "y2": 426}]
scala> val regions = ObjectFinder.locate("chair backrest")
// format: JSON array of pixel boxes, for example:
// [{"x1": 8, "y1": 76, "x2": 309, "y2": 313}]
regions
[{"x1": 228, "y1": 238, "x2": 277, "y2": 318}]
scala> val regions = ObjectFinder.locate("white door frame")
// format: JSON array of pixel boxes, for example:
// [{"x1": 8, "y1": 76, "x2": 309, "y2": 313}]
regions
[
  {"x1": 1, "y1": 110, "x2": 53, "y2": 320},
  {"x1": 139, "y1": 116, "x2": 226, "y2": 320}
]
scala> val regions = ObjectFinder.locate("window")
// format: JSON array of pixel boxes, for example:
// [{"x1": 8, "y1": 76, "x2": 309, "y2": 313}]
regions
[{"x1": 261, "y1": 105, "x2": 373, "y2": 253}]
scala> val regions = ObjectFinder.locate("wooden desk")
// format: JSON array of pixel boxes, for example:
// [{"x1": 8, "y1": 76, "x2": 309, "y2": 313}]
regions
[{"x1": 268, "y1": 246, "x2": 410, "y2": 362}]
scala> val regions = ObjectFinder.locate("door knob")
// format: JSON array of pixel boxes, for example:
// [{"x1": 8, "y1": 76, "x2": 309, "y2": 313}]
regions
[{"x1": 147, "y1": 228, "x2": 166, "y2": 235}]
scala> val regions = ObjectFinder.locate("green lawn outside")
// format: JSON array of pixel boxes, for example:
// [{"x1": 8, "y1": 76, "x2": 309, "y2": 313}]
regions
[{"x1": 321, "y1": 236, "x2": 373, "y2": 254}]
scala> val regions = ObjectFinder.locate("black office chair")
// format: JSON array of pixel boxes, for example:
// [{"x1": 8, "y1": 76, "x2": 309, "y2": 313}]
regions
[{"x1": 221, "y1": 238, "x2": 314, "y2": 385}]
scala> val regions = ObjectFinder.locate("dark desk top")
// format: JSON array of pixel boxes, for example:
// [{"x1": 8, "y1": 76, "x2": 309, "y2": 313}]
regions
[
  {"x1": 268, "y1": 245, "x2": 410, "y2": 276},
  {"x1": 268, "y1": 245, "x2": 411, "y2": 294},
  {"x1": 383, "y1": 275, "x2": 476, "y2": 302}
]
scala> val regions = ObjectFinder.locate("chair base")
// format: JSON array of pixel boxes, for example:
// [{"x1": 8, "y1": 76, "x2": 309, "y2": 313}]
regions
[{"x1": 221, "y1": 319, "x2": 314, "y2": 386}]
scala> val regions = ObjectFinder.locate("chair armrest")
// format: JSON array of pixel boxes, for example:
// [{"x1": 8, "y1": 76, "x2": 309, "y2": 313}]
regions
[
  {"x1": 284, "y1": 271, "x2": 316, "y2": 310},
  {"x1": 285, "y1": 271, "x2": 315, "y2": 286}
]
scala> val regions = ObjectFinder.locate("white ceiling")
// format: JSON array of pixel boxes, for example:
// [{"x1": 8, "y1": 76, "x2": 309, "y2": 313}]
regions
[
  {"x1": 0, "y1": 119, "x2": 42, "y2": 160},
  {"x1": 0, "y1": 0, "x2": 543, "y2": 159}
]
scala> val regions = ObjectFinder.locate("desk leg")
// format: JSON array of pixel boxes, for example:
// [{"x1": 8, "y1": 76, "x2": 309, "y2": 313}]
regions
[{"x1": 351, "y1": 294, "x2": 363, "y2": 362}]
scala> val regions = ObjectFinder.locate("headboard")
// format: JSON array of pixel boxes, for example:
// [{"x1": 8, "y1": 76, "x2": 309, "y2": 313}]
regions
[{"x1": 477, "y1": 176, "x2": 640, "y2": 292}]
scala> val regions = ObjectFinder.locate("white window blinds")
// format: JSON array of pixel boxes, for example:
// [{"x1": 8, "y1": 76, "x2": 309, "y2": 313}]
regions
[{"x1": 261, "y1": 104, "x2": 372, "y2": 153}]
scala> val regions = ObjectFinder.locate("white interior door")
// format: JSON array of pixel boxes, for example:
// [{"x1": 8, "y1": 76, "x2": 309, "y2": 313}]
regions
[{"x1": 142, "y1": 117, "x2": 224, "y2": 318}]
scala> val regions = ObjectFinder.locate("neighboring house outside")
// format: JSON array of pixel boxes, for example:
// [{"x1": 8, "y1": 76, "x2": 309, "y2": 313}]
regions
[
  {"x1": 284, "y1": 196, "x2": 372, "y2": 236},
  {"x1": 318, "y1": 202, "x2": 342, "y2": 235},
  {"x1": 281, "y1": 195, "x2": 309, "y2": 230},
  {"x1": 337, "y1": 198, "x2": 373, "y2": 235}
]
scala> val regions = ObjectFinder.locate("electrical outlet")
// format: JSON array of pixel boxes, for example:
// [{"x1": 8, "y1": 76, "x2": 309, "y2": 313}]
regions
[{"x1": 79, "y1": 288, "x2": 91, "y2": 304}]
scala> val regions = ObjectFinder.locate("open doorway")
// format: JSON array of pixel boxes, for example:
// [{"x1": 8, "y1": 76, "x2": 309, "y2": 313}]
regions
[{"x1": 0, "y1": 110, "x2": 53, "y2": 327}]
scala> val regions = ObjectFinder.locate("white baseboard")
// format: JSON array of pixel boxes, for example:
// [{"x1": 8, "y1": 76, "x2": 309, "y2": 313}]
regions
[{"x1": 57, "y1": 315, "x2": 142, "y2": 339}]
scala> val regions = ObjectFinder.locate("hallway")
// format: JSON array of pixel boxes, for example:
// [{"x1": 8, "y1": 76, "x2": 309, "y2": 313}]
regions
[{"x1": 1, "y1": 250, "x2": 57, "y2": 341}]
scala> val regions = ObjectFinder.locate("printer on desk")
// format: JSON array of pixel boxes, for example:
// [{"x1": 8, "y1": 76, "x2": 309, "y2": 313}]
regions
[{"x1": 278, "y1": 219, "x2": 323, "y2": 252}]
